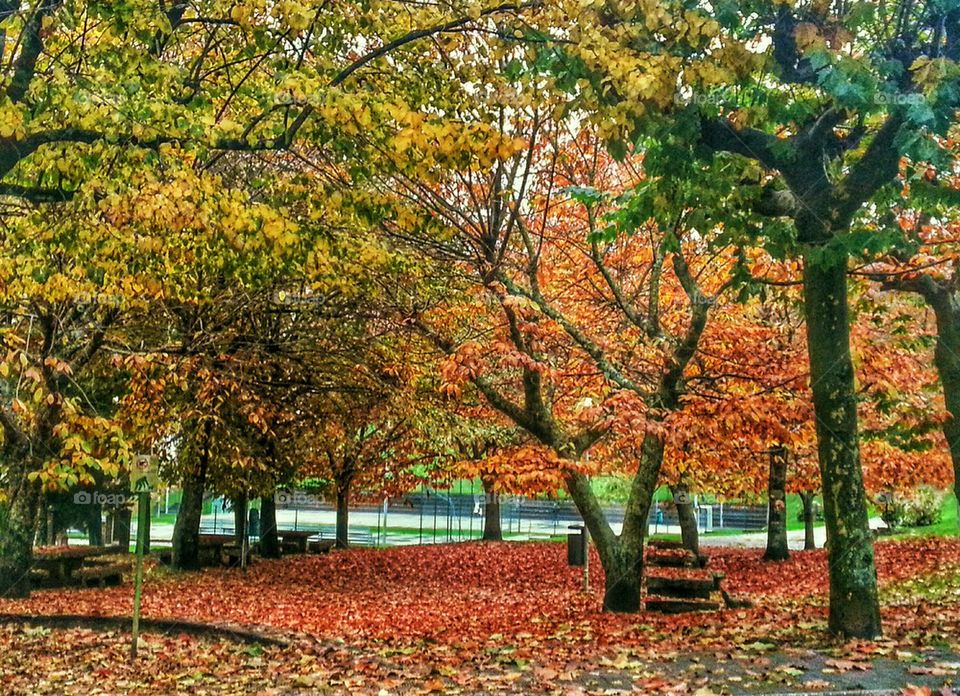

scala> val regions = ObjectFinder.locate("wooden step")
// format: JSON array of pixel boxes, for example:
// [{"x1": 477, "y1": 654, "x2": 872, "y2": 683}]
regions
[
  {"x1": 644, "y1": 596, "x2": 722, "y2": 614},
  {"x1": 646, "y1": 576, "x2": 715, "y2": 599},
  {"x1": 646, "y1": 551, "x2": 710, "y2": 569}
]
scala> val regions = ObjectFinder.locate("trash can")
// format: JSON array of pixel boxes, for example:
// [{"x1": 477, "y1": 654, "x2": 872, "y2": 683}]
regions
[
  {"x1": 567, "y1": 524, "x2": 586, "y2": 566},
  {"x1": 248, "y1": 507, "x2": 260, "y2": 538}
]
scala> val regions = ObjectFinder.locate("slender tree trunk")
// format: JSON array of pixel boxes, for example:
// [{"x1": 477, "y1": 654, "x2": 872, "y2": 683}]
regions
[
  {"x1": 335, "y1": 477, "x2": 351, "y2": 550},
  {"x1": 803, "y1": 251, "x2": 881, "y2": 638},
  {"x1": 259, "y1": 494, "x2": 280, "y2": 558},
  {"x1": 0, "y1": 462, "x2": 39, "y2": 598},
  {"x1": 172, "y1": 421, "x2": 212, "y2": 571},
  {"x1": 671, "y1": 483, "x2": 699, "y2": 556},
  {"x1": 800, "y1": 491, "x2": 817, "y2": 550},
  {"x1": 481, "y1": 478, "x2": 502, "y2": 541},
  {"x1": 764, "y1": 447, "x2": 790, "y2": 561}
]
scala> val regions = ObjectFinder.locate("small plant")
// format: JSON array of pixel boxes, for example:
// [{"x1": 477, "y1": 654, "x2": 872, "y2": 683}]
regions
[
  {"x1": 901, "y1": 486, "x2": 945, "y2": 528},
  {"x1": 877, "y1": 487, "x2": 945, "y2": 529}
]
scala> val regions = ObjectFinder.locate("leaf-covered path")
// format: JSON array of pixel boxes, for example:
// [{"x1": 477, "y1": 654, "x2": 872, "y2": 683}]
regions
[{"x1": 2, "y1": 540, "x2": 960, "y2": 694}]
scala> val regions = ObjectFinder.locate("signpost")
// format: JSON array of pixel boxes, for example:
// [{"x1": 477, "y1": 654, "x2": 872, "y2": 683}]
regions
[{"x1": 130, "y1": 453, "x2": 158, "y2": 662}]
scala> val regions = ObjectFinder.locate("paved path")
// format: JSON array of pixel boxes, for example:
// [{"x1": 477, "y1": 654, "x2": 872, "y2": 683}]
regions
[{"x1": 131, "y1": 507, "x2": 885, "y2": 551}]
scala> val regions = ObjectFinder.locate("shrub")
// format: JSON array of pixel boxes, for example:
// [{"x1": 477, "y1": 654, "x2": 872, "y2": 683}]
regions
[
  {"x1": 901, "y1": 486, "x2": 944, "y2": 528},
  {"x1": 878, "y1": 487, "x2": 945, "y2": 529}
]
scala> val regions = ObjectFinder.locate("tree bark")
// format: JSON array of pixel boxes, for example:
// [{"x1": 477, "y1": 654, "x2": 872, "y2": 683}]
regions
[
  {"x1": 87, "y1": 501, "x2": 103, "y2": 547},
  {"x1": 259, "y1": 494, "x2": 281, "y2": 558},
  {"x1": 481, "y1": 478, "x2": 502, "y2": 541},
  {"x1": 172, "y1": 421, "x2": 212, "y2": 571},
  {"x1": 233, "y1": 494, "x2": 247, "y2": 548},
  {"x1": 582, "y1": 432, "x2": 664, "y2": 612},
  {"x1": 671, "y1": 483, "x2": 699, "y2": 556},
  {"x1": 800, "y1": 490, "x2": 817, "y2": 550},
  {"x1": 803, "y1": 251, "x2": 881, "y2": 638},
  {"x1": 114, "y1": 506, "x2": 132, "y2": 553},
  {"x1": 763, "y1": 446, "x2": 790, "y2": 561},
  {"x1": 335, "y1": 477, "x2": 351, "y2": 550},
  {"x1": 0, "y1": 463, "x2": 39, "y2": 598},
  {"x1": 927, "y1": 294, "x2": 960, "y2": 521}
]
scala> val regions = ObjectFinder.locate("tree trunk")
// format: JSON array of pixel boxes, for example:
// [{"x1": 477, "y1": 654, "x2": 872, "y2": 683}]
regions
[
  {"x1": 570, "y1": 432, "x2": 664, "y2": 613},
  {"x1": 115, "y1": 506, "x2": 132, "y2": 553},
  {"x1": 0, "y1": 465, "x2": 39, "y2": 598},
  {"x1": 259, "y1": 494, "x2": 281, "y2": 558},
  {"x1": 335, "y1": 477, "x2": 351, "y2": 550},
  {"x1": 233, "y1": 494, "x2": 247, "y2": 548},
  {"x1": 87, "y1": 501, "x2": 103, "y2": 547},
  {"x1": 763, "y1": 446, "x2": 790, "y2": 561},
  {"x1": 481, "y1": 478, "x2": 502, "y2": 541},
  {"x1": 800, "y1": 491, "x2": 817, "y2": 550},
  {"x1": 671, "y1": 484, "x2": 699, "y2": 556},
  {"x1": 803, "y1": 251, "x2": 881, "y2": 638},
  {"x1": 928, "y1": 298, "x2": 960, "y2": 523},
  {"x1": 172, "y1": 421, "x2": 212, "y2": 571}
]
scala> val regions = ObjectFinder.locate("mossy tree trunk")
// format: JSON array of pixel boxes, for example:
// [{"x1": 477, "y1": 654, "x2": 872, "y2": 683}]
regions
[
  {"x1": 763, "y1": 447, "x2": 790, "y2": 561},
  {"x1": 0, "y1": 458, "x2": 39, "y2": 598},
  {"x1": 803, "y1": 250, "x2": 881, "y2": 638}
]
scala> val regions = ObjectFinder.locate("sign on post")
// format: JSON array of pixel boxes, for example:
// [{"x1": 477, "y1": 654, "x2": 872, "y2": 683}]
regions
[{"x1": 130, "y1": 454, "x2": 159, "y2": 493}]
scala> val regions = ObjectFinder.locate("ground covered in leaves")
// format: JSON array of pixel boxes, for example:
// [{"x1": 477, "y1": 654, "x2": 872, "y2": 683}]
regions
[{"x1": 2, "y1": 539, "x2": 960, "y2": 694}]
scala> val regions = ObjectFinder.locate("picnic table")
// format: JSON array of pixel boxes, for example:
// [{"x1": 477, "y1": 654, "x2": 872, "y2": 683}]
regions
[
  {"x1": 198, "y1": 534, "x2": 238, "y2": 566},
  {"x1": 32, "y1": 545, "x2": 122, "y2": 585},
  {"x1": 277, "y1": 530, "x2": 315, "y2": 554}
]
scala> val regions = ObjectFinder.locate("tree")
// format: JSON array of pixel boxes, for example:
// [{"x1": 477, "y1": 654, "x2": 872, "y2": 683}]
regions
[{"x1": 506, "y1": 0, "x2": 960, "y2": 637}]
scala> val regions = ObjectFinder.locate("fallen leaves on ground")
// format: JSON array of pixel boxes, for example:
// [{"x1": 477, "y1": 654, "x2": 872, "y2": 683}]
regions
[{"x1": 1, "y1": 538, "x2": 960, "y2": 694}]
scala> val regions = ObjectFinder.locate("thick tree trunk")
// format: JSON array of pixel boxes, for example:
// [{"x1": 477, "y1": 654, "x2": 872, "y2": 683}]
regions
[
  {"x1": 481, "y1": 478, "x2": 502, "y2": 541},
  {"x1": 114, "y1": 506, "x2": 132, "y2": 553},
  {"x1": 172, "y1": 422, "x2": 212, "y2": 571},
  {"x1": 259, "y1": 494, "x2": 281, "y2": 558},
  {"x1": 335, "y1": 478, "x2": 351, "y2": 550},
  {"x1": 671, "y1": 484, "x2": 699, "y2": 556},
  {"x1": 233, "y1": 495, "x2": 247, "y2": 548},
  {"x1": 800, "y1": 491, "x2": 817, "y2": 550},
  {"x1": 803, "y1": 252, "x2": 881, "y2": 638},
  {"x1": 566, "y1": 433, "x2": 664, "y2": 613},
  {"x1": 763, "y1": 447, "x2": 790, "y2": 561},
  {"x1": 0, "y1": 465, "x2": 39, "y2": 598},
  {"x1": 87, "y1": 501, "x2": 103, "y2": 547},
  {"x1": 929, "y1": 299, "x2": 960, "y2": 523}
]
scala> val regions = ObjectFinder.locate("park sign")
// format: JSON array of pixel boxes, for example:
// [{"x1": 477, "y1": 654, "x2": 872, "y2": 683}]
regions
[{"x1": 130, "y1": 454, "x2": 159, "y2": 494}]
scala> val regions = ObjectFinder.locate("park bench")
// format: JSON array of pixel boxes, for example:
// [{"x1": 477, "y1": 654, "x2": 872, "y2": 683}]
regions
[
  {"x1": 308, "y1": 539, "x2": 336, "y2": 554},
  {"x1": 75, "y1": 562, "x2": 127, "y2": 588}
]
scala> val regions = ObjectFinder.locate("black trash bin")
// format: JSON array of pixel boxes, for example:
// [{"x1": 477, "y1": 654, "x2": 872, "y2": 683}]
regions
[
  {"x1": 248, "y1": 507, "x2": 260, "y2": 538},
  {"x1": 567, "y1": 524, "x2": 586, "y2": 566}
]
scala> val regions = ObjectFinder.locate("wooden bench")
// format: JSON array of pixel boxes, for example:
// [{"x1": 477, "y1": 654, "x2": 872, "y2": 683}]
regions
[
  {"x1": 277, "y1": 530, "x2": 315, "y2": 554},
  {"x1": 308, "y1": 539, "x2": 336, "y2": 554},
  {"x1": 75, "y1": 563, "x2": 126, "y2": 588}
]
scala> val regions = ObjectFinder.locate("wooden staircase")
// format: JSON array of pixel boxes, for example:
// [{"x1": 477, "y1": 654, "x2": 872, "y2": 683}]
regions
[{"x1": 643, "y1": 540, "x2": 748, "y2": 613}]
